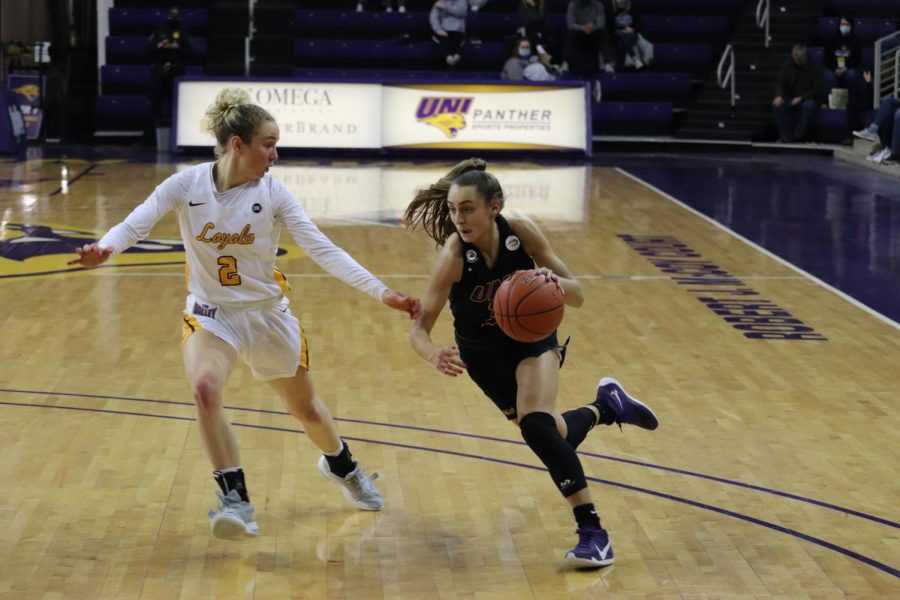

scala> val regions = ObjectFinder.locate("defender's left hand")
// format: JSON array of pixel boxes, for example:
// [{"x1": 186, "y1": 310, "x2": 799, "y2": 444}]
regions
[{"x1": 383, "y1": 290, "x2": 422, "y2": 320}]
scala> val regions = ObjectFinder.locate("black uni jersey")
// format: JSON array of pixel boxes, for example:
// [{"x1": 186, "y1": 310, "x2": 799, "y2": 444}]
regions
[{"x1": 450, "y1": 214, "x2": 534, "y2": 343}]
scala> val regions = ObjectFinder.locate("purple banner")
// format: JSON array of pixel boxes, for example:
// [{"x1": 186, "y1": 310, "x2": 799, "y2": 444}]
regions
[{"x1": 8, "y1": 74, "x2": 44, "y2": 140}]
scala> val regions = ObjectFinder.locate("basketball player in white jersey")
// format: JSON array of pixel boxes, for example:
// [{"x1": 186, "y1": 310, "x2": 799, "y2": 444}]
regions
[{"x1": 69, "y1": 88, "x2": 422, "y2": 540}]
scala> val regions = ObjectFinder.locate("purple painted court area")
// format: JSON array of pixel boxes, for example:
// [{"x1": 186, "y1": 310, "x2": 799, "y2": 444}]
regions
[{"x1": 617, "y1": 154, "x2": 900, "y2": 325}]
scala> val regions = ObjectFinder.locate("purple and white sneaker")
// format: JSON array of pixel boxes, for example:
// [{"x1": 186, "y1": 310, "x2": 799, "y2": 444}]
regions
[
  {"x1": 564, "y1": 526, "x2": 614, "y2": 568},
  {"x1": 594, "y1": 377, "x2": 659, "y2": 431}
]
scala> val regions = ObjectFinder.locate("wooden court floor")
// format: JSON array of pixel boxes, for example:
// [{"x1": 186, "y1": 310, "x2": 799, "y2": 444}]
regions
[{"x1": 0, "y1": 156, "x2": 897, "y2": 599}]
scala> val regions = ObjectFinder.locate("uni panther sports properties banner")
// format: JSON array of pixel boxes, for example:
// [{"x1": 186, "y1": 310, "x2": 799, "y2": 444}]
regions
[
  {"x1": 174, "y1": 79, "x2": 589, "y2": 154},
  {"x1": 381, "y1": 83, "x2": 590, "y2": 153}
]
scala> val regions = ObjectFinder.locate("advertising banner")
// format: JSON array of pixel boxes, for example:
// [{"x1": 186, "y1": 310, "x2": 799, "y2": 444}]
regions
[
  {"x1": 0, "y1": 88, "x2": 28, "y2": 154},
  {"x1": 381, "y1": 83, "x2": 589, "y2": 152},
  {"x1": 8, "y1": 74, "x2": 44, "y2": 140},
  {"x1": 175, "y1": 80, "x2": 382, "y2": 149}
]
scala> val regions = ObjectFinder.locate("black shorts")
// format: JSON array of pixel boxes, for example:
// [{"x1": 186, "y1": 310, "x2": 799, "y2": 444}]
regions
[{"x1": 456, "y1": 332, "x2": 567, "y2": 421}]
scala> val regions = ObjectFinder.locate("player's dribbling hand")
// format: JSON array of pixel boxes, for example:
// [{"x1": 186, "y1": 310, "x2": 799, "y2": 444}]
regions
[
  {"x1": 430, "y1": 345, "x2": 467, "y2": 377},
  {"x1": 534, "y1": 267, "x2": 565, "y2": 295},
  {"x1": 68, "y1": 243, "x2": 113, "y2": 268},
  {"x1": 383, "y1": 289, "x2": 423, "y2": 320}
]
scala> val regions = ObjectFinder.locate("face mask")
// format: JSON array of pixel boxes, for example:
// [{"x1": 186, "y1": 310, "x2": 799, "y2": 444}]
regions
[
  {"x1": 518, "y1": 49, "x2": 530, "y2": 58},
  {"x1": 840, "y1": 25, "x2": 851, "y2": 35}
]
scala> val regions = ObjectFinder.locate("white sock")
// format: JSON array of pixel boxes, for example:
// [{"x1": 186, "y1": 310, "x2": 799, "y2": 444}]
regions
[{"x1": 324, "y1": 441, "x2": 345, "y2": 457}]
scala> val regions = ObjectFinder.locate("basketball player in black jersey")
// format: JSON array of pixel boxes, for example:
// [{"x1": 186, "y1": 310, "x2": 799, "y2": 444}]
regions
[{"x1": 405, "y1": 158, "x2": 659, "y2": 568}]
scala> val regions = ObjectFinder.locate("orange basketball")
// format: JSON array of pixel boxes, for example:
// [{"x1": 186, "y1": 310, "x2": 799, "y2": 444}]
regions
[{"x1": 492, "y1": 269, "x2": 565, "y2": 343}]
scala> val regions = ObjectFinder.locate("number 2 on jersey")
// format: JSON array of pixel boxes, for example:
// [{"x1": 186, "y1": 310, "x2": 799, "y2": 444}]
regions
[{"x1": 218, "y1": 256, "x2": 241, "y2": 286}]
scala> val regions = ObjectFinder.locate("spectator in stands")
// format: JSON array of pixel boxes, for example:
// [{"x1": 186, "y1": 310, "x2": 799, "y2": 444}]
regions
[
  {"x1": 145, "y1": 7, "x2": 193, "y2": 146},
  {"x1": 853, "y1": 95, "x2": 900, "y2": 163},
  {"x1": 502, "y1": 38, "x2": 533, "y2": 80},
  {"x1": 518, "y1": 0, "x2": 554, "y2": 61},
  {"x1": 822, "y1": 17, "x2": 869, "y2": 134},
  {"x1": 501, "y1": 37, "x2": 560, "y2": 81},
  {"x1": 773, "y1": 44, "x2": 821, "y2": 143},
  {"x1": 612, "y1": 0, "x2": 653, "y2": 70},
  {"x1": 865, "y1": 104, "x2": 900, "y2": 166},
  {"x1": 564, "y1": 0, "x2": 614, "y2": 77},
  {"x1": 356, "y1": 0, "x2": 406, "y2": 12},
  {"x1": 431, "y1": 0, "x2": 468, "y2": 67}
]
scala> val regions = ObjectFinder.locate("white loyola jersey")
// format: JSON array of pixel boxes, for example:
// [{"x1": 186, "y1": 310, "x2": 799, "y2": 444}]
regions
[{"x1": 98, "y1": 162, "x2": 388, "y2": 307}]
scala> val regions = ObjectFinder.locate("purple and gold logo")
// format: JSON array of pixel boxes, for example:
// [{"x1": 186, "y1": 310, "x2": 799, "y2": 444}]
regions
[
  {"x1": 416, "y1": 97, "x2": 474, "y2": 138},
  {"x1": 12, "y1": 84, "x2": 40, "y2": 103}
]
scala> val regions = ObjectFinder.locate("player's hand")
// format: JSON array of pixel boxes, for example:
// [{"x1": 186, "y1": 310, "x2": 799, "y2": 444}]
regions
[
  {"x1": 863, "y1": 69, "x2": 872, "y2": 83},
  {"x1": 68, "y1": 243, "x2": 113, "y2": 268},
  {"x1": 791, "y1": 96, "x2": 803, "y2": 106},
  {"x1": 534, "y1": 267, "x2": 564, "y2": 295},
  {"x1": 773, "y1": 96, "x2": 784, "y2": 107},
  {"x1": 382, "y1": 289, "x2": 422, "y2": 320},
  {"x1": 429, "y1": 345, "x2": 467, "y2": 377}
]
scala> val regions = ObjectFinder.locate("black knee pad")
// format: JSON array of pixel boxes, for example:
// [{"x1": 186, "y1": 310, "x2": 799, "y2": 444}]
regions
[{"x1": 519, "y1": 412, "x2": 587, "y2": 497}]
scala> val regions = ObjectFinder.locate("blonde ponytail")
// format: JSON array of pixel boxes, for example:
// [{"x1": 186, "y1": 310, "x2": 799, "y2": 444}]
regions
[{"x1": 204, "y1": 88, "x2": 274, "y2": 156}]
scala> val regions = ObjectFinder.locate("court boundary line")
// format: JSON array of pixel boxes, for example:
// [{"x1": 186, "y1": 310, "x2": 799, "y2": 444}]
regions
[
  {"x1": 615, "y1": 167, "x2": 900, "y2": 331},
  {"x1": 79, "y1": 272, "x2": 808, "y2": 281},
  {"x1": 2, "y1": 387, "x2": 896, "y2": 530},
  {"x1": 1, "y1": 398, "x2": 897, "y2": 581}
]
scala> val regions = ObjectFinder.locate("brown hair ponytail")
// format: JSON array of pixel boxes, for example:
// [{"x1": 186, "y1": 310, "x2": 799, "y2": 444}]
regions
[{"x1": 404, "y1": 158, "x2": 503, "y2": 246}]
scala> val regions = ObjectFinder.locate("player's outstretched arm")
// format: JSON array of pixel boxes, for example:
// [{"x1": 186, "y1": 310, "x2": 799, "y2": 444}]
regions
[
  {"x1": 68, "y1": 243, "x2": 113, "y2": 268},
  {"x1": 382, "y1": 289, "x2": 422, "y2": 320}
]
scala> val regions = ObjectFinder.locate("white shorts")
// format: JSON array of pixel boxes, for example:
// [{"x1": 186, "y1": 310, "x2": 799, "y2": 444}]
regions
[{"x1": 181, "y1": 294, "x2": 308, "y2": 381}]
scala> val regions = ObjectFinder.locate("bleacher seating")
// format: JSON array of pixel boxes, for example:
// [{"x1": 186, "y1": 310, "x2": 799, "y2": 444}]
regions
[
  {"x1": 826, "y1": 0, "x2": 900, "y2": 18},
  {"x1": 95, "y1": 0, "x2": 747, "y2": 138},
  {"x1": 107, "y1": 8, "x2": 207, "y2": 35},
  {"x1": 812, "y1": 6, "x2": 898, "y2": 141},
  {"x1": 816, "y1": 17, "x2": 897, "y2": 43}
]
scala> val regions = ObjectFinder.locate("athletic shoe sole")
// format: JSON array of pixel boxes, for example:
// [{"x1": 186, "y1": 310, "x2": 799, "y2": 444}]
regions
[
  {"x1": 563, "y1": 552, "x2": 615, "y2": 568},
  {"x1": 210, "y1": 513, "x2": 259, "y2": 540}
]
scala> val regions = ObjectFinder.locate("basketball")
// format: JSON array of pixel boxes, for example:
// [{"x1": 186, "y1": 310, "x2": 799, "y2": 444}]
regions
[{"x1": 492, "y1": 269, "x2": 565, "y2": 343}]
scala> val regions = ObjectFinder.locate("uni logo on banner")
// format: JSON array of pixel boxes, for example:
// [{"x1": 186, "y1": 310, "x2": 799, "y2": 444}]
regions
[
  {"x1": 12, "y1": 84, "x2": 40, "y2": 103},
  {"x1": 416, "y1": 96, "x2": 474, "y2": 138}
]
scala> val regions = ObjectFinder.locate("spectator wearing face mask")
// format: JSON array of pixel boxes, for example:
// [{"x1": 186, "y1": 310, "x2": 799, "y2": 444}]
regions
[
  {"x1": 612, "y1": 0, "x2": 653, "y2": 70},
  {"x1": 773, "y1": 44, "x2": 821, "y2": 143},
  {"x1": 822, "y1": 17, "x2": 871, "y2": 134},
  {"x1": 564, "y1": 0, "x2": 615, "y2": 77},
  {"x1": 430, "y1": 0, "x2": 469, "y2": 67},
  {"x1": 517, "y1": 0, "x2": 556, "y2": 64},
  {"x1": 501, "y1": 37, "x2": 560, "y2": 81},
  {"x1": 145, "y1": 6, "x2": 193, "y2": 145}
]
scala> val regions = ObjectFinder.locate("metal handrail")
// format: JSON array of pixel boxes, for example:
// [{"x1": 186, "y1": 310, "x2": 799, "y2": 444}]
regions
[
  {"x1": 246, "y1": 0, "x2": 257, "y2": 76},
  {"x1": 717, "y1": 44, "x2": 736, "y2": 107},
  {"x1": 873, "y1": 31, "x2": 900, "y2": 108},
  {"x1": 756, "y1": 0, "x2": 770, "y2": 48}
]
